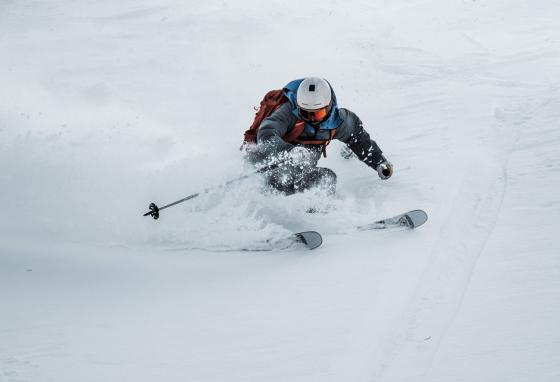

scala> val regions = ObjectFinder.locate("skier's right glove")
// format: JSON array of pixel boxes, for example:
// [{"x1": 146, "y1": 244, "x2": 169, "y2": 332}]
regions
[{"x1": 375, "y1": 160, "x2": 393, "y2": 180}]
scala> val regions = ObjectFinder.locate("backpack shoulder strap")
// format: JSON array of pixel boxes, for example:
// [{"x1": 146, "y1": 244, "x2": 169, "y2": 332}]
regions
[{"x1": 282, "y1": 120, "x2": 306, "y2": 142}]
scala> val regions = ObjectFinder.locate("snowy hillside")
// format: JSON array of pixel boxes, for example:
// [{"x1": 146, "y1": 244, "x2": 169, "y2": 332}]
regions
[{"x1": 1, "y1": 0, "x2": 559, "y2": 381}]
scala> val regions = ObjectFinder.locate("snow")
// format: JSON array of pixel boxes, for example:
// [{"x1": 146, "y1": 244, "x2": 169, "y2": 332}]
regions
[{"x1": 1, "y1": 0, "x2": 559, "y2": 381}]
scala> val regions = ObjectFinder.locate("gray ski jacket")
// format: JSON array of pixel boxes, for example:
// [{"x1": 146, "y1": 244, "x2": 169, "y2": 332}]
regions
[{"x1": 255, "y1": 102, "x2": 385, "y2": 169}]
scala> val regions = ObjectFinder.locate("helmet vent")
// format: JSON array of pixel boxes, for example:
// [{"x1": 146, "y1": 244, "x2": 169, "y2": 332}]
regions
[{"x1": 308, "y1": 84, "x2": 316, "y2": 92}]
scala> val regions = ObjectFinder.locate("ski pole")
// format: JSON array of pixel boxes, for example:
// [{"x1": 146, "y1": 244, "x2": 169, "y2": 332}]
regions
[{"x1": 142, "y1": 159, "x2": 285, "y2": 220}]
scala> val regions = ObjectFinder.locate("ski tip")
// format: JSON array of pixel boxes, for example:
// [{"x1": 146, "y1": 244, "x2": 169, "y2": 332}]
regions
[
  {"x1": 406, "y1": 209, "x2": 428, "y2": 229},
  {"x1": 295, "y1": 231, "x2": 323, "y2": 250}
]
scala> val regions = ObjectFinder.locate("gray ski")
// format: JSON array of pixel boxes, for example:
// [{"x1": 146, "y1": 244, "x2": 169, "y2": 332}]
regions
[
  {"x1": 358, "y1": 209, "x2": 428, "y2": 230},
  {"x1": 168, "y1": 231, "x2": 323, "y2": 252},
  {"x1": 234, "y1": 231, "x2": 323, "y2": 251}
]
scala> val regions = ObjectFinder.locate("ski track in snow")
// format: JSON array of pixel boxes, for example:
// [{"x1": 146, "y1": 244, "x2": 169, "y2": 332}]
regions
[
  {"x1": 377, "y1": 94, "x2": 528, "y2": 381},
  {"x1": 1, "y1": 1, "x2": 559, "y2": 381}
]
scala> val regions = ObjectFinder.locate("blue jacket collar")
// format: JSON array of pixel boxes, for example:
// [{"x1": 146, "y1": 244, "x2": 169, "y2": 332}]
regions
[{"x1": 283, "y1": 79, "x2": 343, "y2": 131}]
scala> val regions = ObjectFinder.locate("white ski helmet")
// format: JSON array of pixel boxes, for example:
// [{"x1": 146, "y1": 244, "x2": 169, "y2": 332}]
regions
[{"x1": 296, "y1": 77, "x2": 332, "y2": 110}]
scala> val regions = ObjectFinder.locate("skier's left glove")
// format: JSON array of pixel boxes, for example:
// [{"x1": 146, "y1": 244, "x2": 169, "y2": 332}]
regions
[{"x1": 375, "y1": 160, "x2": 393, "y2": 180}]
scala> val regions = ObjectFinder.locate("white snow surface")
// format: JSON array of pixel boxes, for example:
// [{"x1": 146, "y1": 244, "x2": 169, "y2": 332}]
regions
[{"x1": 1, "y1": 1, "x2": 559, "y2": 381}]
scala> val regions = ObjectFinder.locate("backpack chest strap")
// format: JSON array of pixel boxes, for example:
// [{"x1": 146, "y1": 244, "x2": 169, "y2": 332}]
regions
[{"x1": 283, "y1": 122, "x2": 337, "y2": 158}]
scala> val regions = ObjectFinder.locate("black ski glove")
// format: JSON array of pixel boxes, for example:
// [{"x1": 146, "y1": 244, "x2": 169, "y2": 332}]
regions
[{"x1": 375, "y1": 157, "x2": 393, "y2": 180}]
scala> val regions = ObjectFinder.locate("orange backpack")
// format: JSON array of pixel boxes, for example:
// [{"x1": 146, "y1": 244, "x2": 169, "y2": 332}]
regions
[{"x1": 242, "y1": 89, "x2": 287, "y2": 145}]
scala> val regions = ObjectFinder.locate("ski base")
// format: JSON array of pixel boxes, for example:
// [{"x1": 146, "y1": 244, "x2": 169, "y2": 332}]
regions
[{"x1": 358, "y1": 209, "x2": 428, "y2": 231}]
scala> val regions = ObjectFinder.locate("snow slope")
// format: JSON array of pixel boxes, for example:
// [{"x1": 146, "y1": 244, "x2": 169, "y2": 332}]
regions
[{"x1": 1, "y1": 1, "x2": 559, "y2": 381}]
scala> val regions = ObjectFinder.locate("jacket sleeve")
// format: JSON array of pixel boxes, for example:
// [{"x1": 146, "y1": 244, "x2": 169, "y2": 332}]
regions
[
  {"x1": 335, "y1": 108, "x2": 386, "y2": 168},
  {"x1": 256, "y1": 102, "x2": 297, "y2": 153},
  {"x1": 243, "y1": 103, "x2": 296, "y2": 164}
]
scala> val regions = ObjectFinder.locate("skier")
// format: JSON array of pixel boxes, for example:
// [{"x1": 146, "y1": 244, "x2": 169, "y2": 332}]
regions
[{"x1": 244, "y1": 77, "x2": 392, "y2": 195}]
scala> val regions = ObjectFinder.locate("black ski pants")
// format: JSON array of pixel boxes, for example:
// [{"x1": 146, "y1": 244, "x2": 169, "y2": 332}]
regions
[{"x1": 266, "y1": 166, "x2": 337, "y2": 195}]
